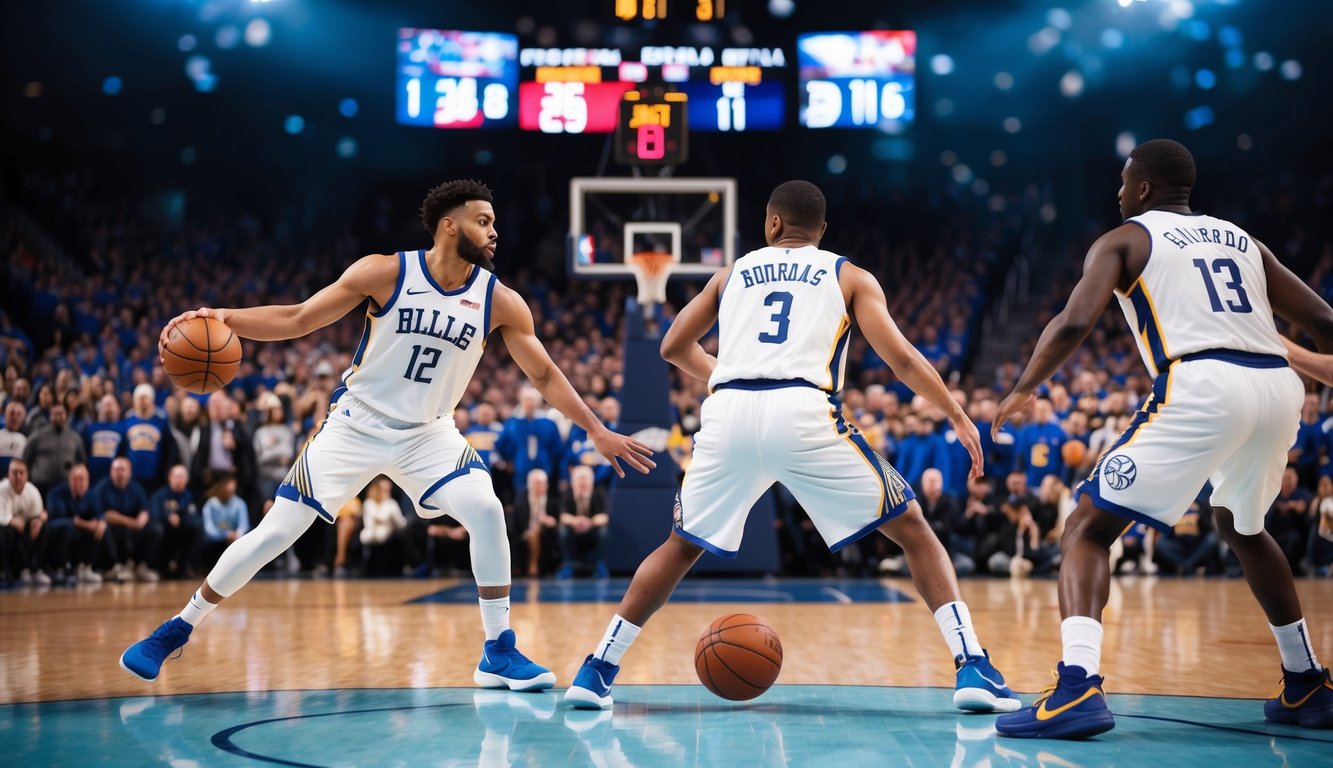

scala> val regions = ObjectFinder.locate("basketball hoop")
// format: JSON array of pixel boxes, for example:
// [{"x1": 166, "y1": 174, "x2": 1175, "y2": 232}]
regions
[{"x1": 627, "y1": 251, "x2": 674, "y2": 307}]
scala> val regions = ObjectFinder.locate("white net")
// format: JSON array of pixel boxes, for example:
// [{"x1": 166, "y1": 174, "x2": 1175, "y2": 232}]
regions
[{"x1": 627, "y1": 251, "x2": 674, "y2": 306}]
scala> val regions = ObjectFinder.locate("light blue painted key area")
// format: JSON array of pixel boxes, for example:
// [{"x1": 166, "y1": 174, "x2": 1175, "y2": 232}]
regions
[{"x1": 5, "y1": 686, "x2": 1328, "y2": 767}]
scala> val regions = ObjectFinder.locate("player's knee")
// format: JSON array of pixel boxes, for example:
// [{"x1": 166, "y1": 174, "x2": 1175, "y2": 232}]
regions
[{"x1": 667, "y1": 531, "x2": 705, "y2": 561}]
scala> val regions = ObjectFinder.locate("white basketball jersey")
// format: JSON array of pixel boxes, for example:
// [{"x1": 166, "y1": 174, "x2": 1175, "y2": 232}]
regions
[
  {"x1": 1119, "y1": 210, "x2": 1286, "y2": 376},
  {"x1": 710, "y1": 245, "x2": 851, "y2": 392},
  {"x1": 341, "y1": 249, "x2": 497, "y2": 424}
]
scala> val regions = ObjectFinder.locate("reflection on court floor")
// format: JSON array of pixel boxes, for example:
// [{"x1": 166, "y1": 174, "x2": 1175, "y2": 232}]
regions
[
  {"x1": 5, "y1": 686, "x2": 1328, "y2": 768},
  {"x1": 409, "y1": 578, "x2": 917, "y2": 604}
]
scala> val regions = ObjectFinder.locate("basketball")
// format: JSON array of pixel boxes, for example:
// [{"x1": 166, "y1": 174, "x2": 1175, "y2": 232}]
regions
[
  {"x1": 161, "y1": 316, "x2": 242, "y2": 395},
  {"x1": 694, "y1": 613, "x2": 783, "y2": 701},
  {"x1": 1061, "y1": 440, "x2": 1088, "y2": 467}
]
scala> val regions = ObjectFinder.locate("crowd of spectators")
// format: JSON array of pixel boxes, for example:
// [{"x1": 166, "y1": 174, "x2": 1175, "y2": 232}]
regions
[{"x1": 4, "y1": 164, "x2": 1330, "y2": 588}]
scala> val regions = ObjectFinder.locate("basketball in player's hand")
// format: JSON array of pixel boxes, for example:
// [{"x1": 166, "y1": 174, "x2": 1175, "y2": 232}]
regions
[
  {"x1": 695, "y1": 613, "x2": 783, "y2": 701},
  {"x1": 162, "y1": 316, "x2": 241, "y2": 395},
  {"x1": 1061, "y1": 439, "x2": 1088, "y2": 467}
]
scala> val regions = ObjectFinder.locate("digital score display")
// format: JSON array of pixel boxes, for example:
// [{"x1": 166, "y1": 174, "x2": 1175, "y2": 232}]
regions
[
  {"x1": 615, "y1": 91, "x2": 688, "y2": 165},
  {"x1": 797, "y1": 31, "x2": 917, "y2": 129},
  {"x1": 396, "y1": 29, "x2": 519, "y2": 129},
  {"x1": 519, "y1": 47, "x2": 785, "y2": 134}
]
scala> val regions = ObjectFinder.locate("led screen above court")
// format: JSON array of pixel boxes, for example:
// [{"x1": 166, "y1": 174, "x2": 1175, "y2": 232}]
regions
[
  {"x1": 395, "y1": 28, "x2": 520, "y2": 129},
  {"x1": 797, "y1": 31, "x2": 916, "y2": 129}
]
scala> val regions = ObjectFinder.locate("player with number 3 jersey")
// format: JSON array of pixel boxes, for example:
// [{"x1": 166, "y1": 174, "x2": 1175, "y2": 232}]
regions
[{"x1": 567, "y1": 180, "x2": 1021, "y2": 714}]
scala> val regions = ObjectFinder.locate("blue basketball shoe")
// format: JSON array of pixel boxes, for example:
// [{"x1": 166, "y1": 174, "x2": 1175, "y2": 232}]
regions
[
  {"x1": 473, "y1": 629, "x2": 557, "y2": 691},
  {"x1": 565, "y1": 655, "x2": 620, "y2": 710},
  {"x1": 995, "y1": 663, "x2": 1115, "y2": 739},
  {"x1": 954, "y1": 650, "x2": 1022, "y2": 712},
  {"x1": 1265, "y1": 666, "x2": 1333, "y2": 728},
  {"x1": 119, "y1": 617, "x2": 193, "y2": 682}
]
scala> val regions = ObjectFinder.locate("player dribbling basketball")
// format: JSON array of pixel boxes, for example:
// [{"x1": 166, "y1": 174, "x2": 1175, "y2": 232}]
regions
[
  {"x1": 121, "y1": 180, "x2": 654, "y2": 690},
  {"x1": 566, "y1": 180, "x2": 1020, "y2": 713}
]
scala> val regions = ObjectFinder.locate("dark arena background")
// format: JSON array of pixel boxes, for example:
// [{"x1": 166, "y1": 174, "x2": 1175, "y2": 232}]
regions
[{"x1": 2, "y1": 1, "x2": 1332, "y2": 765}]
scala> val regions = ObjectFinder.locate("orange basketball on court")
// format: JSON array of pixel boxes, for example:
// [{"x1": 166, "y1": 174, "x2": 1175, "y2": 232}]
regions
[
  {"x1": 1061, "y1": 439, "x2": 1088, "y2": 467},
  {"x1": 695, "y1": 613, "x2": 783, "y2": 701},
  {"x1": 161, "y1": 316, "x2": 242, "y2": 395}
]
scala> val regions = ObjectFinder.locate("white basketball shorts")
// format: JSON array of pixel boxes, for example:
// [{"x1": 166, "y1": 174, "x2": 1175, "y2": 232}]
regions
[
  {"x1": 1077, "y1": 352, "x2": 1302, "y2": 536},
  {"x1": 279, "y1": 390, "x2": 488, "y2": 524},
  {"x1": 675, "y1": 381, "x2": 915, "y2": 557}
]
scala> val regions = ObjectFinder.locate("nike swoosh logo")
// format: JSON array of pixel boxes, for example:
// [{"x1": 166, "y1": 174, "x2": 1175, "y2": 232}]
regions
[
  {"x1": 1280, "y1": 680, "x2": 1333, "y2": 708},
  {"x1": 975, "y1": 670, "x2": 1007, "y2": 689},
  {"x1": 593, "y1": 669, "x2": 608, "y2": 690},
  {"x1": 1035, "y1": 687, "x2": 1103, "y2": 720},
  {"x1": 406, "y1": 287, "x2": 430, "y2": 296}
]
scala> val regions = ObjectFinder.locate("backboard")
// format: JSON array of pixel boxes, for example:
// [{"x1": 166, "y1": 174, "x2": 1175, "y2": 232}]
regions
[{"x1": 568, "y1": 177, "x2": 738, "y2": 280}]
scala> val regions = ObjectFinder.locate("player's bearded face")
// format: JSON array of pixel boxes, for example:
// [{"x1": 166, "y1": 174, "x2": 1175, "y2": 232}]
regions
[{"x1": 457, "y1": 229, "x2": 496, "y2": 272}]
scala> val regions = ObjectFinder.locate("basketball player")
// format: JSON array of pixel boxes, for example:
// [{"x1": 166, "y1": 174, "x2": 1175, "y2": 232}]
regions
[
  {"x1": 121, "y1": 180, "x2": 654, "y2": 690},
  {"x1": 565, "y1": 180, "x2": 1020, "y2": 713},
  {"x1": 993, "y1": 140, "x2": 1333, "y2": 737}
]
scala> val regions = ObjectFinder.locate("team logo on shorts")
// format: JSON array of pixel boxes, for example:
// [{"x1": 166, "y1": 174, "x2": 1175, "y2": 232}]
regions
[
  {"x1": 1103, "y1": 454, "x2": 1137, "y2": 491},
  {"x1": 673, "y1": 492, "x2": 683, "y2": 528}
]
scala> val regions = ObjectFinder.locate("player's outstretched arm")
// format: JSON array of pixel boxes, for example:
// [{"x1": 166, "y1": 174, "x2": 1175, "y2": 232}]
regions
[
  {"x1": 846, "y1": 264, "x2": 984, "y2": 478},
  {"x1": 659, "y1": 267, "x2": 728, "y2": 382},
  {"x1": 1260, "y1": 239, "x2": 1333, "y2": 354},
  {"x1": 158, "y1": 253, "x2": 398, "y2": 353},
  {"x1": 1282, "y1": 338, "x2": 1333, "y2": 386},
  {"x1": 492, "y1": 284, "x2": 655, "y2": 478},
  {"x1": 993, "y1": 224, "x2": 1136, "y2": 434}
]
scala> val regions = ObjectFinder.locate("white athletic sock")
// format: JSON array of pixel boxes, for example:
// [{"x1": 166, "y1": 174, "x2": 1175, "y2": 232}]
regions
[
  {"x1": 594, "y1": 614, "x2": 642, "y2": 666},
  {"x1": 176, "y1": 590, "x2": 218, "y2": 628},
  {"x1": 1061, "y1": 616, "x2": 1104, "y2": 676},
  {"x1": 1270, "y1": 619, "x2": 1320, "y2": 672},
  {"x1": 479, "y1": 597, "x2": 511, "y2": 641},
  {"x1": 935, "y1": 601, "x2": 983, "y2": 660}
]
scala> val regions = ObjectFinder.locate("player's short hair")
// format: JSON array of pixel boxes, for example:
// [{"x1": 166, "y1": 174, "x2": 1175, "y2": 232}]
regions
[
  {"x1": 1128, "y1": 139, "x2": 1196, "y2": 190},
  {"x1": 767, "y1": 180, "x2": 826, "y2": 229},
  {"x1": 420, "y1": 179, "x2": 494, "y2": 234}
]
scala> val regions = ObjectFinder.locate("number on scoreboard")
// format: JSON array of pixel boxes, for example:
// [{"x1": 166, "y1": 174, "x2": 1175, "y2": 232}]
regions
[{"x1": 615, "y1": 91, "x2": 688, "y2": 166}]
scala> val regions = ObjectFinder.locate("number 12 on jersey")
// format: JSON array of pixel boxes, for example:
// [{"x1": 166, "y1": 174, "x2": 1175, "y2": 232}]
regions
[{"x1": 404, "y1": 345, "x2": 442, "y2": 383}]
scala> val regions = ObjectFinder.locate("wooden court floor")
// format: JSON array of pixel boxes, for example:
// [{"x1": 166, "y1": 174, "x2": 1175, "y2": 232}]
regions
[{"x1": 3, "y1": 576, "x2": 1330, "y2": 705}]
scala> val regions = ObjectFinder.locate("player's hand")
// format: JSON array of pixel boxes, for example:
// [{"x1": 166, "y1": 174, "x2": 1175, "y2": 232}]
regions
[
  {"x1": 590, "y1": 428, "x2": 656, "y2": 478},
  {"x1": 951, "y1": 416, "x2": 986, "y2": 479},
  {"x1": 993, "y1": 389, "x2": 1036, "y2": 440},
  {"x1": 159, "y1": 307, "x2": 228, "y2": 362}
]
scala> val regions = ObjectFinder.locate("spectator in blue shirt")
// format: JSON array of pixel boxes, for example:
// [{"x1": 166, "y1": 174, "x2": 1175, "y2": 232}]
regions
[
  {"x1": 496, "y1": 387, "x2": 564, "y2": 492},
  {"x1": 565, "y1": 397, "x2": 619, "y2": 487},
  {"x1": 151, "y1": 464, "x2": 200, "y2": 578},
  {"x1": 122, "y1": 383, "x2": 178, "y2": 494},
  {"x1": 1015, "y1": 397, "x2": 1068, "y2": 492},
  {"x1": 1292, "y1": 393, "x2": 1322, "y2": 486},
  {"x1": 96, "y1": 456, "x2": 161, "y2": 583},
  {"x1": 461, "y1": 403, "x2": 505, "y2": 468},
  {"x1": 201, "y1": 473, "x2": 250, "y2": 568},
  {"x1": 897, "y1": 414, "x2": 950, "y2": 491},
  {"x1": 84, "y1": 394, "x2": 126, "y2": 485},
  {"x1": 46, "y1": 463, "x2": 110, "y2": 583}
]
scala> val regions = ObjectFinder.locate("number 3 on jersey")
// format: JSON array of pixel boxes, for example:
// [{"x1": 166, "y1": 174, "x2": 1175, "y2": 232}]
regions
[
  {"x1": 758, "y1": 291, "x2": 793, "y2": 344},
  {"x1": 1193, "y1": 258, "x2": 1252, "y2": 313},
  {"x1": 404, "y1": 344, "x2": 442, "y2": 383}
]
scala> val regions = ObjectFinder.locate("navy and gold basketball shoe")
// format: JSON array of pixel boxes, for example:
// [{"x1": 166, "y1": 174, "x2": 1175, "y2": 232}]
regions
[
  {"x1": 120, "y1": 617, "x2": 192, "y2": 681},
  {"x1": 995, "y1": 663, "x2": 1115, "y2": 739},
  {"x1": 954, "y1": 650, "x2": 1022, "y2": 712},
  {"x1": 1265, "y1": 666, "x2": 1333, "y2": 728},
  {"x1": 473, "y1": 630, "x2": 557, "y2": 691}
]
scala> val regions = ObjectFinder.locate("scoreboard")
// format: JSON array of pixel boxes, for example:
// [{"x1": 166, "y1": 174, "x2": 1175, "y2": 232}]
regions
[
  {"x1": 396, "y1": 29, "x2": 519, "y2": 129},
  {"x1": 394, "y1": 27, "x2": 918, "y2": 143},
  {"x1": 798, "y1": 31, "x2": 917, "y2": 129},
  {"x1": 518, "y1": 46, "x2": 786, "y2": 134}
]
